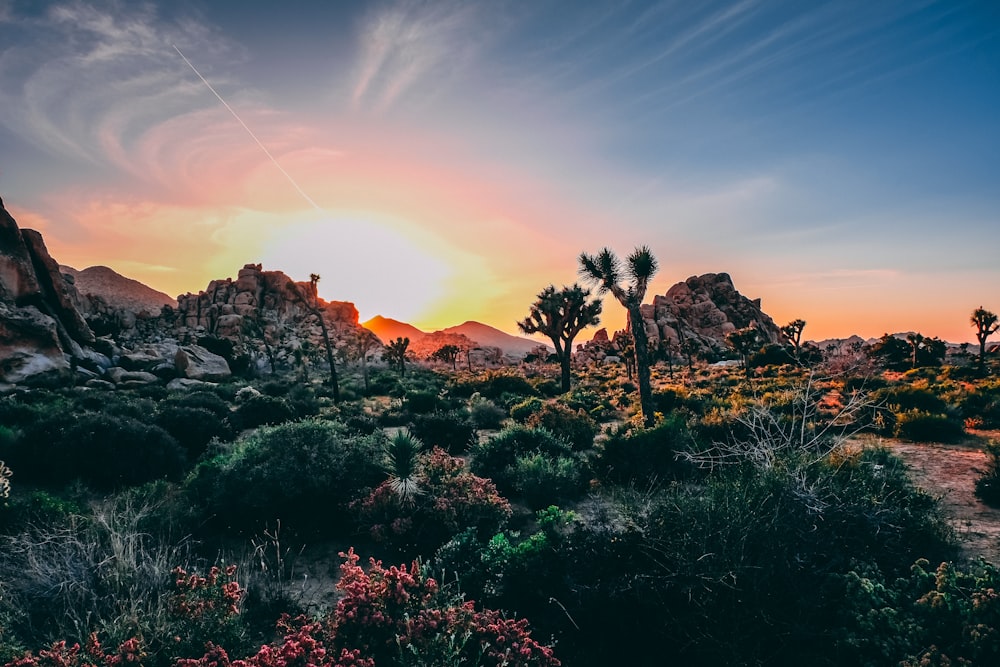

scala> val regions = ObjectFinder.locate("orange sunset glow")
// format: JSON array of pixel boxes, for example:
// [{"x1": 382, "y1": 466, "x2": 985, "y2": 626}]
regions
[{"x1": 1, "y1": 1, "x2": 997, "y2": 342}]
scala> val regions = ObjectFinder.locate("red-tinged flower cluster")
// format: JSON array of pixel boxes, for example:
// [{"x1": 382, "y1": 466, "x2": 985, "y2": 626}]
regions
[
  {"x1": 170, "y1": 565, "x2": 243, "y2": 621},
  {"x1": 328, "y1": 548, "x2": 559, "y2": 667},
  {"x1": 356, "y1": 447, "x2": 512, "y2": 552},
  {"x1": 174, "y1": 616, "x2": 374, "y2": 667},
  {"x1": 4, "y1": 633, "x2": 144, "y2": 667}
]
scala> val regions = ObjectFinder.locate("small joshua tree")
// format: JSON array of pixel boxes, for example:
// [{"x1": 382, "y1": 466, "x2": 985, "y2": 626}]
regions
[
  {"x1": 972, "y1": 307, "x2": 999, "y2": 371},
  {"x1": 384, "y1": 337, "x2": 411, "y2": 377},
  {"x1": 518, "y1": 284, "x2": 602, "y2": 393}
]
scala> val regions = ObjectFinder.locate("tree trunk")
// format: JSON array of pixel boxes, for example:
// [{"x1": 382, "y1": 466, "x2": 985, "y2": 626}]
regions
[
  {"x1": 628, "y1": 305, "x2": 655, "y2": 427},
  {"x1": 314, "y1": 311, "x2": 341, "y2": 401}
]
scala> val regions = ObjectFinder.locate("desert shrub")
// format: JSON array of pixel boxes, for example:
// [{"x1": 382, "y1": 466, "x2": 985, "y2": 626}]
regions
[
  {"x1": 404, "y1": 390, "x2": 442, "y2": 414},
  {"x1": 154, "y1": 405, "x2": 232, "y2": 460},
  {"x1": 510, "y1": 396, "x2": 544, "y2": 423},
  {"x1": 3, "y1": 413, "x2": 185, "y2": 490},
  {"x1": 471, "y1": 426, "x2": 575, "y2": 483},
  {"x1": 185, "y1": 419, "x2": 384, "y2": 535},
  {"x1": 229, "y1": 395, "x2": 295, "y2": 430},
  {"x1": 595, "y1": 415, "x2": 696, "y2": 484},
  {"x1": 525, "y1": 402, "x2": 597, "y2": 450},
  {"x1": 450, "y1": 371, "x2": 537, "y2": 400},
  {"x1": 259, "y1": 380, "x2": 289, "y2": 397},
  {"x1": 284, "y1": 385, "x2": 320, "y2": 417},
  {"x1": 170, "y1": 391, "x2": 232, "y2": 418},
  {"x1": 407, "y1": 410, "x2": 477, "y2": 454},
  {"x1": 839, "y1": 558, "x2": 1000, "y2": 666},
  {"x1": 468, "y1": 394, "x2": 506, "y2": 430},
  {"x1": 875, "y1": 386, "x2": 948, "y2": 414},
  {"x1": 975, "y1": 441, "x2": 1000, "y2": 506},
  {"x1": 530, "y1": 377, "x2": 561, "y2": 398},
  {"x1": 651, "y1": 388, "x2": 686, "y2": 414},
  {"x1": 0, "y1": 489, "x2": 83, "y2": 534},
  {"x1": 510, "y1": 454, "x2": 588, "y2": 509},
  {"x1": 356, "y1": 447, "x2": 512, "y2": 556},
  {"x1": 893, "y1": 409, "x2": 965, "y2": 442}
]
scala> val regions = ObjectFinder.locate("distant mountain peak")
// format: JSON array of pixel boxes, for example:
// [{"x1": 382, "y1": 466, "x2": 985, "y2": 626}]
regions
[{"x1": 61, "y1": 264, "x2": 176, "y2": 314}]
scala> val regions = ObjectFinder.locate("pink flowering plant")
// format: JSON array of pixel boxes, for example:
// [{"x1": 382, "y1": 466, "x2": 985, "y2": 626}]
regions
[
  {"x1": 356, "y1": 447, "x2": 512, "y2": 555},
  {"x1": 3, "y1": 633, "x2": 144, "y2": 667},
  {"x1": 167, "y1": 565, "x2": 246, "y2": 660}
]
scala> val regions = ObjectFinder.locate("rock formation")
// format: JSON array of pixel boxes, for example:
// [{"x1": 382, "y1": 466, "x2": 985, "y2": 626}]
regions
[
  {"x1": 642, "y1": 273, "x2": 783, "y2": 359},
  {"x1": 0, "y1": 197, "x2": 98, "y2": 386}
]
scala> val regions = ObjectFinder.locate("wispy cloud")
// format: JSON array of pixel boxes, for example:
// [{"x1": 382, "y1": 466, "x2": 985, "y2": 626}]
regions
[{"x1": 350, "y1": 0, "x2": 488, "y2": 113}]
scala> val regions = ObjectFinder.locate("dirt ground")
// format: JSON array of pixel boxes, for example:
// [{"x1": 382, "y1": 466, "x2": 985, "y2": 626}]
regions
[{"x1": 885, "y1": 431, "x2": 1000, "y2": 564}]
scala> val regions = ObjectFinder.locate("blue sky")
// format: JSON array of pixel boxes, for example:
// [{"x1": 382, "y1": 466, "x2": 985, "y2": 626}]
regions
[{"x1": 0, "y1": 0, "x2": 997, "y2": 341}]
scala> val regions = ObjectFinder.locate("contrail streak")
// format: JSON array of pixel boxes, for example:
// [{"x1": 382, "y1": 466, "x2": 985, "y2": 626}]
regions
[{"x1": 173, "y1": 44, "x2": 321, "y2": 211}]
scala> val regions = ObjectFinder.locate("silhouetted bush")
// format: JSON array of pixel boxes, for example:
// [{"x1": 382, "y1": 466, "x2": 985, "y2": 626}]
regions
[
  {"x1": 894, "y1": 409, "x2": 965, "y2": 442},
  {"x1": 510, "y1": 453, "x2": 588, "y2": 509},
  {"x1": 5, "y1": 413, "x2": 185, "y2": 490},
  {"x1": 404, "y1": 390, "x2": 442, "y2": 414},
  {"x1": 230, "y1": 395, "x2": 295, "y2": 430},
  {"x1": 185, "y1": 419, "x2": 383, "y2": 534},
  {"x1": 468, "y1": 395, "x2": 506, "y2": 429},
  {"x1": 154, "y1": 405, "x2": 232, "y2": 460},
  {"x1": 170, "y1": 390, "x2": 232, "y2": 418},
  {"x1": 596, "y1": 415, "x2": 696, "y2": 484},
  {"x1": 975, "y1": 441, "x2": 1000, "y2": 506},
  {"x1": 408, "y1": 410, "x2": 477, "y2": 454},
  {"x1": 470, "y1": 426, "x2": 579, "y2": 500}
]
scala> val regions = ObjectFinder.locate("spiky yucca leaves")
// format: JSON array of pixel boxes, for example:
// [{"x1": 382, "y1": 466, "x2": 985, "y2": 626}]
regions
[
  {"x1": 384, "y1": 430, "x2": 423, "y2": 503},
  {"x1": 0, "y1": 460, "x2": 10, "y2": 500}
]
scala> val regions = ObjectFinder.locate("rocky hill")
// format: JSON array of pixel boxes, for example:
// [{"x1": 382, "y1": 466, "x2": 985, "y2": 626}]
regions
[
  {"x1": 642, "y1": 272, "x2": 784, "y2": 359},
  {"x1": 61, "y1": 265, "x2": 176, "y2": 314}
]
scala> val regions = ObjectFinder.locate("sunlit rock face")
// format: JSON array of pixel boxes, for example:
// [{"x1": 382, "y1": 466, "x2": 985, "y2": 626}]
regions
[
  {"x1": 0, "y1": 197, "x2": 96, "y2": 386},
  {"x1": 643, "y1": 272, "x2": 784, "y2": 359}
]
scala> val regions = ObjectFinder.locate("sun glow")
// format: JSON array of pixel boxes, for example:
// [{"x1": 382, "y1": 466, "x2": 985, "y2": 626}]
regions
[{"x1": 256, "y1": 211, "x2": 454, "y2": 322}]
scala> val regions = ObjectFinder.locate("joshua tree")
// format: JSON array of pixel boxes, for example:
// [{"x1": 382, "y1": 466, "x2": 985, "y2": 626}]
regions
[
  {"x1": 972, "y1": 307, "x2": 999, "y2": 370},
  {"x1": 384, "y1": 336, "x2": 410, "y2": 377},
  {"x1": 579, "y1": 246, "x2": 658, "y2": 427},
  {"x1": 906, "y1": 332, "x2": 925, "y2": 370},
  {"x1": 287, "y1": 274, "x2": 339, "y2": 401},
  {"x1": 432, "y1": 344, "x2": 462, "y2": 371},
  {"x1": 727, "y1": 326, "x2": 761, "y2": 377},
  {"x1": 518, "y1": 284, "x2": 602, "y2": 393},
  {"x1": 353, "y1": 329, "x2": 381, "y2": 394},
  {"x1": 781, "y1": 319, "x2": 807, "y2": 360}
]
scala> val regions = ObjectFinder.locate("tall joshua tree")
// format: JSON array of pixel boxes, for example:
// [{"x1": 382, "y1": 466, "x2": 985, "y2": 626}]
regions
[
  {"x1": 518, "y1": 284, "x2": 602, "y2": 393},
  {"x1": 384, "y1": 337, "x2": 410, "y2": 377},
  {"x1": 781, "y1": 319, "x2": 807, "y2": 360},
  {"x1": 579, "y1": 246, "x2": 658, "y2": 427},
  {"x1": 287, "y1": 274, "x2": 339, "y2": 402},
  {"x1": 972, "y1": 307, "x2": 999, "y2": 371}
]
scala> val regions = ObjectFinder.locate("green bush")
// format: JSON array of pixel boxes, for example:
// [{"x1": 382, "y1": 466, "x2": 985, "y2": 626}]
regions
[
  {"x1": 509, "y1": 397, "x2": 544, "y2": 423},
  {"x1": 893, "y1": 409, "x2": 965, "y2": 442},
  {"x1": 184, "y1": 419, "x2": 384, "y2": 534},
  {"x1": 169, "y1": 390, "x2": 232, "y2": 418},
  {"x1": 875, "y1": 386, "x2": 948, "y2": 414},
  {"x1": 596, "y1": 415, "x2": 696, "y2": 484},
  {"x1": 975, "y1": 441, "x2": 1000, "y2": 506},
  {"x1": 229, "y1": 395, "x2": 295, "y2": 430},
  {"x1": 3, "y1": 412, "x2": 186, "y2": 490},
  {"x1": 404, "y1": 390, "x2": 443, "y2": 414},
  {"x1": 468, "y1": 395, "x2": 506, "y2": 430},
  {"x1": 154, "y1": 405, "x2": 232, "y2": 460},
  {"x1": 511, "y1": 453, "x2": 588, "y2": 509},
  {"x1": 408, "y1": 410, "x2": 477, "y2": 454},
  {"x1": 525, "y1": 402, "x2": 597, "y2": 450}
]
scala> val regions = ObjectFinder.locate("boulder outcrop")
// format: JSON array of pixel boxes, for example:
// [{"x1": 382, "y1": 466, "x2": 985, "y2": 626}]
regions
[
  {"x1": 0, "y1": 197, "x2": 97, "y2": 385},
  {"x1": 643, "y1": 273, "x2": 783, "y2": 359}
]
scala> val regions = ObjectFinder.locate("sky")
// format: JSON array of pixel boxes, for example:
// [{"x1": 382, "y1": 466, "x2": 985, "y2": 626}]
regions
[{"x1": 0, "y1": 0, "x2": 997, "y2": 343}]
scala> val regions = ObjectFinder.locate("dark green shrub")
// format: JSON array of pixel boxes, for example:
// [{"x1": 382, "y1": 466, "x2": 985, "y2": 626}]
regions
[
  {"x1": 894, "y1": 409, "x2": 965, "y2": 442},
  {"x1": 596, "y1": 415, "x2": 695, "y2": 484},
  {"x1": 511, "y1": 454, "x2": 588, "y2": 509},
  {"x1": 185, "y1": 419, "x2": 384, "y2": 534},
  {"x1": 260, "y1": 380, "x2": 290, "y2": 397},
  {"x1": 230, "y1": 395, "x2": 295, "y2": 430},
  {"x1": 509, "y1": 397, "x2": 544, "y2": 423},
  {"x1": 408, "y1": 410, "x2": 477, "y2": 454},
  {"x1": 404, "y1": 390, "x2": 442, "y2": 414},
  {"x1": 154, "y1": 405, "x2": 231, "y2": 460},
  {"x1": 5, "y1": 413, "x2": 185, "y2": 490},
  {"x1": 975, "y1": 441, "x2": 1000, "y2": 506},
  {"x1": 285, "y1": 385, "x2": 320, "y2": 417},
  {"x1": 469, "y1": 395, "x2": 506, "y2": 430},
  {"x1": 471, "y1": 426, "x2": 574, "y2": 482},
  {"x1": 875, "y1": 386, "x2": 948, "y2": 414},
  {"x1": 170, "y1": 390, "x2": 232, "y2": 418},
  {"x1": 525, "y1": 402, "x2": 597, "y2": 450}
]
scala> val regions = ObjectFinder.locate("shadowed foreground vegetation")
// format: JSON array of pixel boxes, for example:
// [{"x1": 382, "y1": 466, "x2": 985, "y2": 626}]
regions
[{"x1": 1, "y1": 339, "x2": 1000, "y2": 666}]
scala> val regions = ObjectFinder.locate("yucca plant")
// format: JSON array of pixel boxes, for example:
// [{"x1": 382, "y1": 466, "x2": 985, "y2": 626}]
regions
[{"x1": 384, "y1": 430, "x2": 424, "y2": 503}]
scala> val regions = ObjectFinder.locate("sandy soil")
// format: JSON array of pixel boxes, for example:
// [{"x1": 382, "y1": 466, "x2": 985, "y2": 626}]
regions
[{"x1": 885, "y1": 432, "x2": 1000, "y2": 563}]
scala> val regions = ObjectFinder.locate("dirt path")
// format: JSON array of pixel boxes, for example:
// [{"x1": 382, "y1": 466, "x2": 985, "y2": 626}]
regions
[{"x1": 886, "y1": 436, "x2": 1000, "y2": 564}]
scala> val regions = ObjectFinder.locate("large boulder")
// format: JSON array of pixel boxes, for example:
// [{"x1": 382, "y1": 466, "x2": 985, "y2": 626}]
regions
[
  {"x1": 0, "y1": 302, "x2": 70, "y2": 385},
  {"x1": 644, "y1": 273, "x2": 784, "y2": 359},
  {"x1": 175, "y1": 344, "x2": 232, "y2": 381}
]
